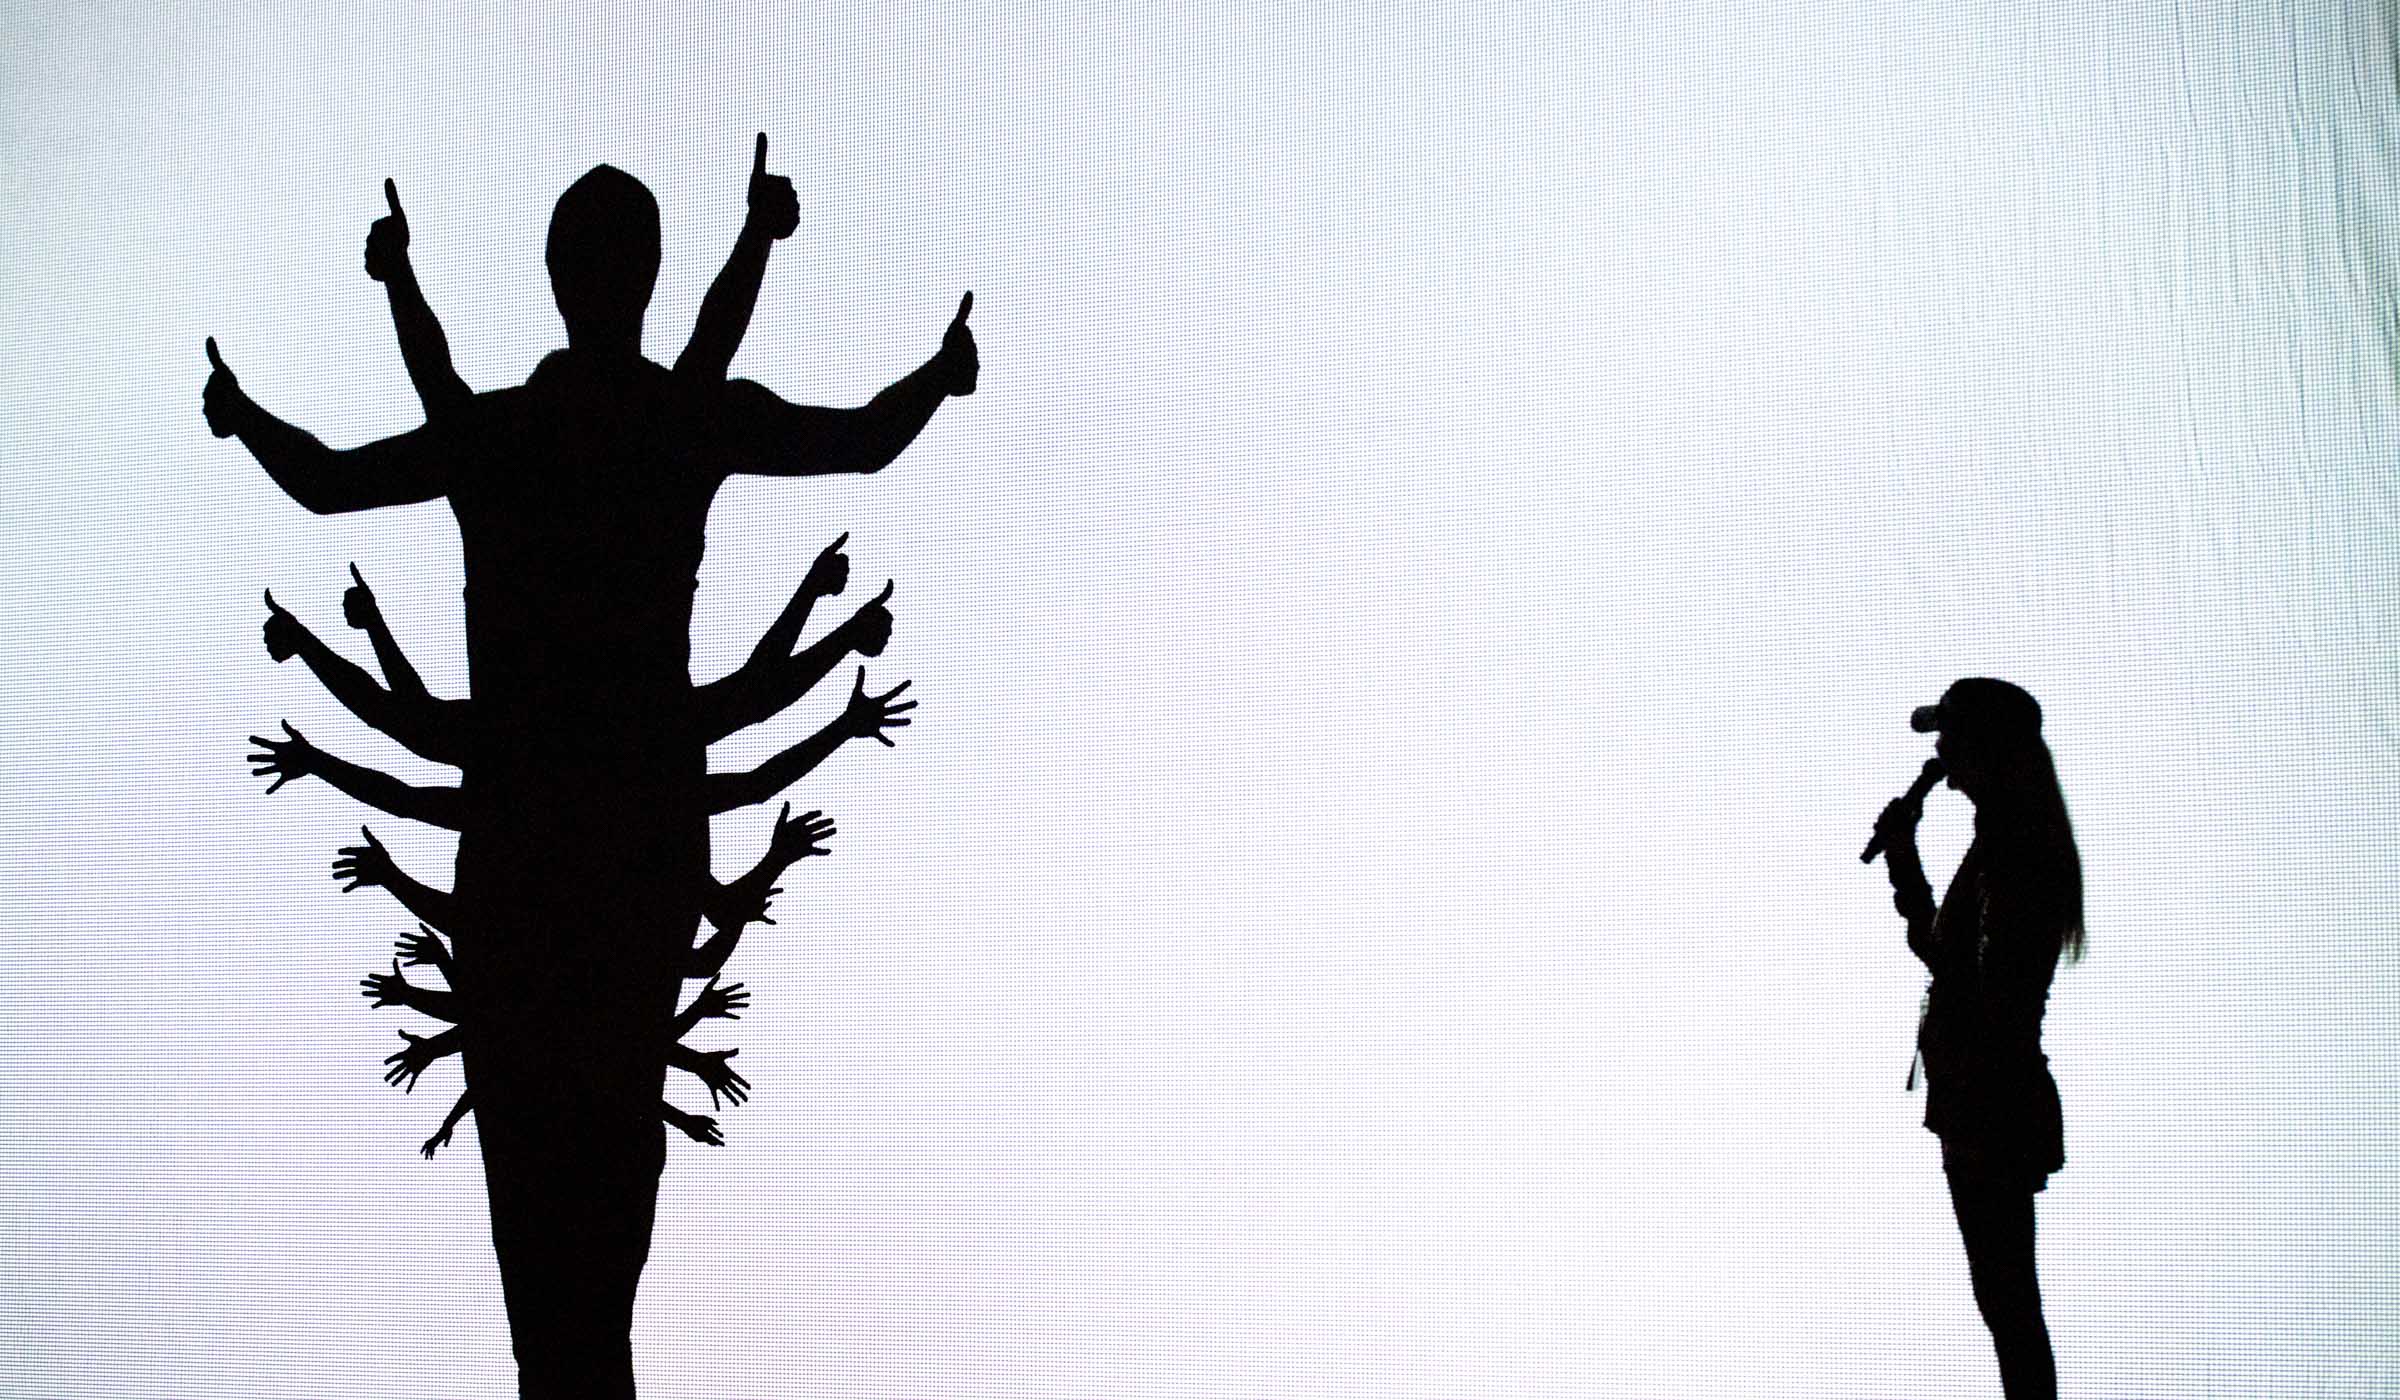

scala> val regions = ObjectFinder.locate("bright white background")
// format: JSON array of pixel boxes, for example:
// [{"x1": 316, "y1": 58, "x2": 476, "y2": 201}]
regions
[{"x1": 3, "y1": 2, "x2": 2395, "y2": 1396}]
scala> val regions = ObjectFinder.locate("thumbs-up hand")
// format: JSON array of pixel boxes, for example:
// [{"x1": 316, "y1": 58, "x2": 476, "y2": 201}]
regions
[
  {"x1": 937, "y1": 291, "x2": 978, "y2": 396},
  {"x1": 261, "y1": 589, "x2": 302, "y2": 663},
  {"x1": 802, "y1": 531, "x2": 850, "y2": 600},
  {"x1": 743, "y1": 133, "x2": 799, "y2": 241},
  {"x1": 342, "y1": 562, "x2": 383, "y2": 632},
  {"x1": 364, "y1": 178, "x2": 411, "y2": 284},
  {"x1": 202, "y1": 337, "x2": 250, "y2": 438},
  {"x1": 840, "y1": 579, "x2": 895, "y2": 657}
]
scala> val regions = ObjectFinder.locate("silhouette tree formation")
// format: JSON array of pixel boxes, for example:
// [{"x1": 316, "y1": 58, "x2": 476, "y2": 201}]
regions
[{"x1": 206, "y1": 135, "x2": 975, "y2": 1398}]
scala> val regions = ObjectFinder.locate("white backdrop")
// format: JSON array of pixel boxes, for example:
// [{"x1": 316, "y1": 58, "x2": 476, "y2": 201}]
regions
[{"x1": 2, "y1": 2, "x2": 2396, "y2": 1396}]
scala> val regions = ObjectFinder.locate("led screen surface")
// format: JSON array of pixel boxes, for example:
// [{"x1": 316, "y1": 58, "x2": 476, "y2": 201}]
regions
[{"x1": 2, "y1": 3, "x2": 2395, "y2": 1396}]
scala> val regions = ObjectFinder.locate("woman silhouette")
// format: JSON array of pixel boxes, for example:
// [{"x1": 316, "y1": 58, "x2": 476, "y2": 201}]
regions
[{"x1": 1874, "y1": 678, "x2": 2082, "y2": 1400}]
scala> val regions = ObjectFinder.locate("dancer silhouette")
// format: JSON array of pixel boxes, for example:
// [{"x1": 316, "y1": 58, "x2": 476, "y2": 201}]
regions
[
  {"x1": 206, "y1": 136, "x2": 975, "y2": 1398},
  {"x1": 1871, "y1": 678, "x2": 2082, "y2": 1400}
]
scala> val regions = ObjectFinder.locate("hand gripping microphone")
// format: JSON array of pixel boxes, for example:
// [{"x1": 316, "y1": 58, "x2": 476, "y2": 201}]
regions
[{"x1": 1859, "y1": 757, "x2": 1946, "y2": 864}]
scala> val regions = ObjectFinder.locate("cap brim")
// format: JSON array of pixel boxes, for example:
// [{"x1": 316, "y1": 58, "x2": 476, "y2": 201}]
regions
[{"x1": 1910, "y1": 704, "x2": 1944, "y2": 733}]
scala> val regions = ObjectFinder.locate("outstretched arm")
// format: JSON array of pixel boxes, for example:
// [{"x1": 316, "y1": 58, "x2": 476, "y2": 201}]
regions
[
  {"x1": 693, "y1": 812, "x2": 838, "y2": 979},
  {"x1": 676, "y1": 133, "x2": 800, "y2": 382},
  {"x1": 422, "y1": 1089, "x2": 475, "y2": 1158},
  {"x1": 343, "y1": 564, "x2": 433, "y2": 707},
  {"x1": 360, "y1": 959, "x2": 461, "y2": 1022},
  {"x1": 713, "y1": 291, "x2": 976, "y2": 478},
  {"x1": 333, "y1": 828, "x2": 461, "y2": 935},
  {"x1": 667, "y1": 1043, "x2": 749, "y2": 1109},
  {"x1": 203, "y1": 339, "x2": 452, "y2": 514},
  {"x1": 394, "y1": 923, "x2": 454, "y2": 979},
  {"x1": 248, "y1": 723, "x2": 464, "y2": 830},
  {"x1": 695, "y1": 577, "x2": 892, "y2": 744},
  {"x1": 669, "y1": 977, "x2": 750, "y2": 1041},
  {"x1": 689, "y1": 805, "x2": 836, "y2": 975},
  {"x1": 659, "y1": 1101, "x2": 724, "y2": 1146},
  {"x1": 384, "y1": 1026, "x2": 464, "y2": 1092},
  {"x1": 749, "y1": 533, "x2": 849, "y2": 670},
  {"x1": 365, "y1": 179, "x2": 473, "y2": 420},
  {"x1": 704, "y1": 669, "x2": 913, "y2": 814},
  {"x1": 261, "y1": 589, "x2": 466, "y2": 765}
]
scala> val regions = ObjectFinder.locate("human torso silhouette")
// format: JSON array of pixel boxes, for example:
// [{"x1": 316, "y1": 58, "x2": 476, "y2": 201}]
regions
[
  {"x1": 1917, "y1": 826, "x2": 2067, "y2": 1179},
  {"x1": 444, "y1": 351, "x2": 736, "y2": 1133},
  {"x1": 453, "y1": 352, "x2": 718, "y2": 729}
]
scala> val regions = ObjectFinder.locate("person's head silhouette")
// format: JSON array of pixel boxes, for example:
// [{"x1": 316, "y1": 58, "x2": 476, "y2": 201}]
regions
[
  {"x1": 1912, "y1": 676, "x2": 2084, "y2": 960},
  {"x1": 1911, "y1": 677, "x2": 2042, "y2": 803},
  {"x1": 547, "y1": 165, "x2": 661, "y2": 356}
]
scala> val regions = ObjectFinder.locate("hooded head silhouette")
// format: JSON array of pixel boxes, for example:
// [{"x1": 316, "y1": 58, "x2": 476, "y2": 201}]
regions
[{"x1": 546, "y1": 165, "x2": 661, "y2": 354}]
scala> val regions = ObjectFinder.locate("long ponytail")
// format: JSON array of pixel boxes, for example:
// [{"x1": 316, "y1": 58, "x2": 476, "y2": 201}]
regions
[{"x1": 2008, "y1": 738, "x2": 2086, "y2": 964}]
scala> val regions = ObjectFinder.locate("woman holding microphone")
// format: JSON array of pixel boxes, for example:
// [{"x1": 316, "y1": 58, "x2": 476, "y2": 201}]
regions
[{"x1": 1872, "y1": 678, "x2": 2083, "y2": 1400}]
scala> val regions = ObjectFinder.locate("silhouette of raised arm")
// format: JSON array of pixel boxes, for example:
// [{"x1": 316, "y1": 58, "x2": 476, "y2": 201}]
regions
[
  {"x1": 667, "y1": 1044, "x2": 748, "y2": 1110},
  {"x1": 690, "y1": 803, "x2": 835, "y2": 976},
  {"x1": 360, "y1": 958, "x2": 461, "y2": 1021},
  {"x1": 696, "y1": 574, "x2": 893, "y2": 744},
  {"x1": 670, "y1": 977, "x2": 749, "y2": 1041},
  {"x1": 331, "y1": 827, "x2": 462, "y2": 934},
  {"x1": 394, "y1": 923, "x2": 454, "y2": 978},
  {"x1": 751, "y1": 533, "x2": 849, "y2": 666},
  {"x1": 712, "y1": 291, "x2": 976, "y2": 478},
  {"x1": 385, "y1": 1026, "x2": 463, "y2": 1092},
  {"x1": 703, "y1": 669, "x2": 913, "y2": 814},
  {"x1": 343, "y1": 564, "x2": 435, "y2": 706},
  {"x1": 658, "y1": 1101, "x2": 724, "y2": 1146},
  {"x1": 203, "y1": 339, "x2": 453, "y2": 514},
  {"x1": 365, "y1": 179, "x2": 473, "y2": 420},
  {"x1": 261, "y1": 587, "x2": 467, "y2": 765},
  {"x1": 676, "y1": 134, "x2": 799, "y2": 382},
  {"x1": 423, "y1": 1089, "x2": 474, "y2": 1159},
  {"x1": 249, "y1": 722, "x2": 465, "y2": 829}
]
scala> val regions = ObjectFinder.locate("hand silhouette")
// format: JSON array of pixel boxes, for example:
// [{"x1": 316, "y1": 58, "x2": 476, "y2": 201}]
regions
[
  {"x1": 364, "y1": 179, "x2": 410, "y2": 283},
  {"x1": 843, "y1": 668, "x2": 916, "y2": 747},
  {"x1": 384, "y1": 1030, "x2": 443, "y2": 1092},
  {"x1": 342, "y1": 563, "x2": 383, "y2": 631},
  {"x1": 666, "y1": 1109, "x2": 724, "y2": 1146},
  {"x1": 261, "y1": 589, "x2": 302, "y2": 663},
  {"x1": 691, "y1": 1048, "x2": 749, "y2": 1110},
  {"x1": 937, "y1": 291, "x2": 978, "y2": 396},
  {"x1": 690, "y1": 977, "x2": 749, "y2": 1023},
  {"x1": 839, "y1": 580, "x2": 895, "y2": 658},
  {"x1": 1873, "y1": 795, "x2": 1925, "y2": 855},
  {"x1": 332, "y1": 826, "x2": 396, "y2": 892},
  {"x1": 744, "y1": 133, "x2": 799, "y2": 241},
  {"x1": 359, "y1": 958, "x2": 410, "y2": 1008},
  {"x1": 394, "y1": 923, "x2": 450, "y2": 970},
  {"x1": 247, "y1": 720, "x2": 319, "y2": 794},
  {"x1": 202, "y1": 338, "x2": 251, "y2": 438},
  {"x1": 768, "y1": 801, "x2": 837, "y2": 866},
  {"x1": 420, "y1": 1121, "x2": 455, "y2": 1159},
  {"x1": 803, "y1": 531, "x2": 850, "y2": 599}
]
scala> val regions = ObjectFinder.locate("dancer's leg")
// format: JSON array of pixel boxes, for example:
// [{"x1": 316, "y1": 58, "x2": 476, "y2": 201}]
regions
[{"x1": 1945, "y1": 1165, "x2": 2056, "y2": 1400}]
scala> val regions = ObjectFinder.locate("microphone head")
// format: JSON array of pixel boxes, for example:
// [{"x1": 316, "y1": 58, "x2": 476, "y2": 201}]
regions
[{"x1": 1906, "y1": 756, "x2": 1948, "y2": 801}]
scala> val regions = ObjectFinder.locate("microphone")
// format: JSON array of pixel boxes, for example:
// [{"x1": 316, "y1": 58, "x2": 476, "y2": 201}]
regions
[{"x1": 1859, "y1": 757, "x2": 1946, "y2": 864}]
